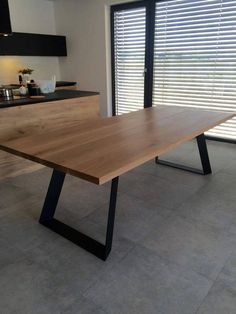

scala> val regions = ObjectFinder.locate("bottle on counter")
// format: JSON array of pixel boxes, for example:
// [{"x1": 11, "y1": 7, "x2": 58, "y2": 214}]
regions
[{"x1": 19, "y1": 75, "x2": 23, "y2": 85}]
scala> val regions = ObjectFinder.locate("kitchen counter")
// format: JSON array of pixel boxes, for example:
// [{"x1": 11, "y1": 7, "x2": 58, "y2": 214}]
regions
[
  {"x1": 0, "y1": 90, "x2": 99, "y2": 109},
  {"x1": 0, "y1": 88, "x2": 100, "y2": 180}
]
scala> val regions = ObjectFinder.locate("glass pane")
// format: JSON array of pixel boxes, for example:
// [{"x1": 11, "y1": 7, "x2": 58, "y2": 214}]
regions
[
  {"x1": 114, "y1": 7, "x2": 146, "y2": 115},
  {"x1": 153, "y1": 0, "x2": 236, "y2": 141}
]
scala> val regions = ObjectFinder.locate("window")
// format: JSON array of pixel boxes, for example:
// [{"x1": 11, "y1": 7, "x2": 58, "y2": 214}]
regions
[
  {"x1": 111, "y1": 0, "x2": 236, "y2": 143},
  {"x1": 153, "y1": 0, "x2": 236, "y2": 142},
  {"x1": 111, "y1": 4, "x2": 147, "y2": 115}
]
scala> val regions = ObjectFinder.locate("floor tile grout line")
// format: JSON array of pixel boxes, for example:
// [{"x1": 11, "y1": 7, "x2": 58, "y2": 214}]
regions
[
  {"x1": 193, "y1": 273, "x2": 218, "y2": 314},
  {"x1": 137, "y1": 209, "x2": 235, "y2": 283},
  {"x1": 121, "y1": 168, "x2": 216, "y2": 209},
  {"x1": 140, "y1": 241, "x2": 215, "y2": 283},
  {"x1": 81, "y1": 243, "x2": 137, "y2": 297},
  {"x1": 194, "y1": 247, "x2": 236, "y2": 314}
]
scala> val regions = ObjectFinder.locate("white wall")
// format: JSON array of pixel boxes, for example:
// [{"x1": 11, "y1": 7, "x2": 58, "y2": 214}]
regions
[
  {"x1": 54, "y1": 0, "x2": 135, "y2": 117},
  {"x1": 0, "y1": 0, "x2": 61, "y2": 85}
]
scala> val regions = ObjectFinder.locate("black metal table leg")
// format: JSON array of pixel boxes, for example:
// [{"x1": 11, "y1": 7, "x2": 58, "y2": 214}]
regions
[
  {"x1": 39, "y1": 169, "x2": 119, "y2": 261},
  {"x1": 39, "y1": 170, "x2": 65, "y2": 222},
  {"x1": 155, "y1": 133, "x2": 212, "y2": 175},
  {"x1": 105, "y1": 177, "x2": 119, "y2": 257},
  {"x1": 197, "y1": 133, "x2": 212, "y2": 174}
]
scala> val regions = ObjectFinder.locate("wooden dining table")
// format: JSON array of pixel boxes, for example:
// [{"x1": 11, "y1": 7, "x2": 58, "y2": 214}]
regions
[{"x1": 0, "y1": 105, "x2": 234, "y2": 260}]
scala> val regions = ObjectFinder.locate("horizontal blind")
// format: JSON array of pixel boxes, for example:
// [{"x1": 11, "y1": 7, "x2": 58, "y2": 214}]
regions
[
  {"x1": 153, "y1": 0, "x2": 236, "y2": 141},
  {"x1": 113, "y1": 7, "x2": 146, "y2": 115}
]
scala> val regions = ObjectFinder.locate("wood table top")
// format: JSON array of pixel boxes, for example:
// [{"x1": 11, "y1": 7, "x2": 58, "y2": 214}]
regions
[{"x1": 0, "y1": 106, "x2": 234, "y2": 185}]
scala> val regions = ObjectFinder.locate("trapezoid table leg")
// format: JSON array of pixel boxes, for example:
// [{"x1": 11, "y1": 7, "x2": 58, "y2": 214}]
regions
[
  {"x1": 155, "y1": 133, "x2": 212, "y2": 175},
  {"x1": 196, "y1": 133, "x2": 212, "y2": 175},
  {"x1": 39, "y1": 169, "x2": 119, "y2": 261}
]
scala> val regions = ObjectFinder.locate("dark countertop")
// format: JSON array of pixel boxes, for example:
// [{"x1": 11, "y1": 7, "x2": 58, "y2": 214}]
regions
[
  {"x1": 3, "y1": 81, "x2": 77, "y2": 89},
  {"x1": 56, "y1": 81, "x2": 77, "y2": 87},
  {"x1": 0, "y1": 90, "x2": 99, "y2": 109}
]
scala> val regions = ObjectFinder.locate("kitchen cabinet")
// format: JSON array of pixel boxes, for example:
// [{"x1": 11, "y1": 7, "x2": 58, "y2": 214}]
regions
[
  {"x1": 0, "y1": 32, "x2": 67, "y2": 56},
  {"x1": 0, "y1": 90, "x2": 98, "y2": 109},
  {"x1": 0, "y1": 90, "x2": 100, "y2": 180}
]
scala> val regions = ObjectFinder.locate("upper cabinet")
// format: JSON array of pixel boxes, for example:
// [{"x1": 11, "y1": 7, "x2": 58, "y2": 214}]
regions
[
  {"x1": 0, "y1": 0, "x2": 12, "y2": 36},
  {"x1": 0, "y1": 32, "x2": 67, "y2": 56}
]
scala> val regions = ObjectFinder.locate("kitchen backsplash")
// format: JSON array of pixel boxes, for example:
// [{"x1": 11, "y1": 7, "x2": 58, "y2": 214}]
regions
[{"x1": 0, "y1": 56, "x2": 61, "y2": 85}]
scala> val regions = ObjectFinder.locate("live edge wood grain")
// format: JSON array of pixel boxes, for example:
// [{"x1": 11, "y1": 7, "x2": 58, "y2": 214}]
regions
[
  {"x1": 0, "y1": 95, "x2": 100, "y2": 180},
  {"x1": 0, "y1": 106, "x2": 234, "y2": 185}
]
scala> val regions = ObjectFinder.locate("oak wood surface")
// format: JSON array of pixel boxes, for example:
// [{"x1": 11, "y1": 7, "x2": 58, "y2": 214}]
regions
[
  {"x1": 0, "y1": 95, "x2": 100, "y2": 180},
  {"x1": 0, "y1": 95, "x2": 100, "y2": 142},
  {"x1": 0, "y1": 106, "x2": 234, "y2": 185}
]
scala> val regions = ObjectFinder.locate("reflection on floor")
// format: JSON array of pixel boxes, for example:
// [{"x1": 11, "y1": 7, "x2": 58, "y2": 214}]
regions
[{"x1": 0, "y1": 140, "x2": 236, "y2": 314}]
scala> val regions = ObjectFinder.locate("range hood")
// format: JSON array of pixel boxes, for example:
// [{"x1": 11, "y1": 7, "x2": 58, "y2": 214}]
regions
[{"x1": 0, "y1": 0, "x2": 12, "y2": 36}]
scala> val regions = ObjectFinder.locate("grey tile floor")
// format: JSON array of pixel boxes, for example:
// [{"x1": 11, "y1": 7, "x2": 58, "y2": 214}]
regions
[{"x1": 0, "y1": 140, "x2": 235, "y2": 314}]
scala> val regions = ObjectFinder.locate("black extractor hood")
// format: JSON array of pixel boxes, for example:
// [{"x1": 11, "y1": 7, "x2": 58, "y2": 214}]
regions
[{"x1": 0, "y1": 0, "x2": 12, "y2": 36}]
